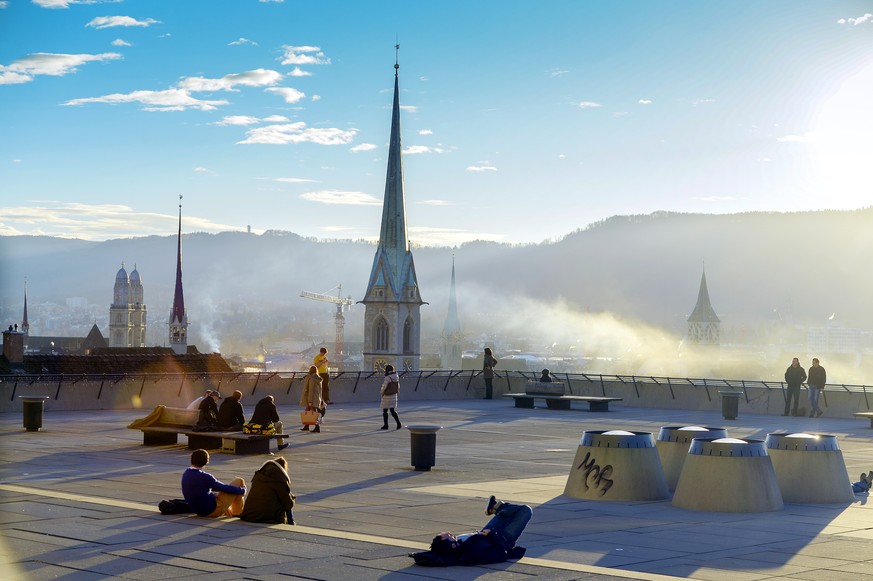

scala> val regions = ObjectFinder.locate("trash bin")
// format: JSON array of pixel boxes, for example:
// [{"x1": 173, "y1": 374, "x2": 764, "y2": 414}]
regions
[
  {"x1": 719, "y1": 391, "x2": 743, "y2": 420},
  {"x1": 20, "y1": 396, "x2": 50, "y2": 432},
  {"x1": 406, "y1": 425, "x2": 442, "y2": 471}
]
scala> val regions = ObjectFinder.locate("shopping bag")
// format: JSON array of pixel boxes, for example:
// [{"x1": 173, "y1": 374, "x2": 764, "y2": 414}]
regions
[{"x1": 300, "y1": 409, "x2": 320, "y2": 425}]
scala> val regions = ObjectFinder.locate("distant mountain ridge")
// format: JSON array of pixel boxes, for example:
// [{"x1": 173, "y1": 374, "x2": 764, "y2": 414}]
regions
[{"x1": 1, "y1": 207, "x2": 871, "y2": 350}]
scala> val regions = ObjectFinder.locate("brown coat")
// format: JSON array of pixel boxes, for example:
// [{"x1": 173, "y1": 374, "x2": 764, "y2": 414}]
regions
[{"x1": 239, "y1": 460, "x2": 295, "y2": 524}]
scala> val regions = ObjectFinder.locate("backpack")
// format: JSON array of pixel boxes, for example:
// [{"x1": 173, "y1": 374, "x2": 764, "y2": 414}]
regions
[
  {"x1": 383, "y1": 381, "x2": 399, "y2": 396},
  {"x1": 158, "y1": 499, "x2": 192, "y2": 515},
  {"x1": 243, "y1": 422, "x2": 276, "y2": 435}
]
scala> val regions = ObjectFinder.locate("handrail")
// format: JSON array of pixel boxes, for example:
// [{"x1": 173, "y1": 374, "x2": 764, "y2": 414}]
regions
[{"x1": 1, "y1": 370, "x2": 871, "y2": 392}]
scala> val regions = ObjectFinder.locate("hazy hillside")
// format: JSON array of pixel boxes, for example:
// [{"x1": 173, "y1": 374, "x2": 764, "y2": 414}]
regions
[{"x1": 1, "y1": 208, "x2": 871, "y2": 355}]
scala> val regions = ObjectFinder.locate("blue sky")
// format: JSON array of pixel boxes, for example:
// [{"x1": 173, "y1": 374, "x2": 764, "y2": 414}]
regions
[{"x1": 1, "y1": 0, "x2": 871, "y2": 245}]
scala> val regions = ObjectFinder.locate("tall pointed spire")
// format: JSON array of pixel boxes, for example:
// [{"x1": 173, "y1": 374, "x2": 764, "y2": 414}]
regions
[
  {"x1": 361, "y1": 47, "x2": 426, "y2": 372},
  {"x1": 169, "y1": 196, "x2": 188, "y2": 354},
  {"x1": 442, "y1": 256, "x2": 460, "y2": 337},
  {"x1": 21, "y1": 279, "x2": 29, "y2": 337},
  {"x1": 688, "y1": 270, "x2": 720, "y2": 323}
]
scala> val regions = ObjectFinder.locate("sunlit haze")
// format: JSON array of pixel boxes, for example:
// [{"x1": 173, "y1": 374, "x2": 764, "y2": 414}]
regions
[{"x1": 2, "y1": 1, "x2": 871, "y2": 245}]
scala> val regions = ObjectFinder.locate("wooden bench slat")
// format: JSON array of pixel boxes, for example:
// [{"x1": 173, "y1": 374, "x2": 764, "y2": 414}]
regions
[{"x1": 504, "y1": 394, "x2": 621, "y2": 412}]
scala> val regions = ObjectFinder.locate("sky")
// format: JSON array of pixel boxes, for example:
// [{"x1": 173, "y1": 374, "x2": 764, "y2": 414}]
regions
[{"x1": 1, "y1": 0, "x2": 871, "y2": 246}]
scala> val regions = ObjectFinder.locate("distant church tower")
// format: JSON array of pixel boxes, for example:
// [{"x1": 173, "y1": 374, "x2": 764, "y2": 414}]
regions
[
  {"x1": 21, "y1": 281, "x2": 29, "y2": 339},
  {"x1": 168, "y1": 198, "x2": 189, "y2": 354},
  {"x1": 361, "y1": 48, "x2": 426, "y2": 372},
  {"x1": 110, "y1": 263, "x2": 147, "y2": 347},
  {"x1": 687, "y1": 269, "x2": 721, "y2": 345},
  {"x1": 440, "y1": 257, "x2": 463, "y2": 369}
]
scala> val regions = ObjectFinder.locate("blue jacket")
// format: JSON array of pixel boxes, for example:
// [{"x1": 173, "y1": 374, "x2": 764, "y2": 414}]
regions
[{"x1": 181, "y1": 468, "x2": 245, "y2": 516}]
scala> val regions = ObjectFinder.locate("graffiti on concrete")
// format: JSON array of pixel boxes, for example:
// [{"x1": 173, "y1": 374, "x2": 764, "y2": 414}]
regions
[{"x1": 575, "y1": 451, "x2": 614, "y2": 496}]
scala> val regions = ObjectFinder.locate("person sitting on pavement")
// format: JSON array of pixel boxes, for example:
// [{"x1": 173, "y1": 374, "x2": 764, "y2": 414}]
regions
[
  {"x1": 539, "y1": 369, "x2": 554, "y2": 383},
  {"x1": 250, "y1": 395, "x2": 288, "y2": 450},
  {"x1": 853, "y1": 472, "x2": 872, "y2": 494},
  {"x1": 217, "y1": 390, "x2": 245, "y2": 431},
  {"x1": 410, "y1": 496, "x2": 532, "y2": 567},
  {"x1": 181, "y1": 449, "x2": 246, "y2": 518},
  {"x1": 239, "y1": 456, "x2": 296, "y2": 525}
]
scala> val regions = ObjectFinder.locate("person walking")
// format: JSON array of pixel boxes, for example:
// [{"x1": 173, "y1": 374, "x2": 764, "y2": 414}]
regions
[
  {"x1": 314, "y1": 347, "x2": 332, "y2": 404},
  {"x1": 380, "y1": 364, "x2": 402, "y2": 430},
  {"x1": 300, "y1": 366, "x2": 324, "y2": 433},
  {"x1": 807, "y1": 357, "x2": 827, "y2": 418},
  {"x1": 482, "y1": 347, "x2": 498, "y2": 400},
  {"x1": 782, "y1": 358, "x2": 807, "y2": 416},
  {"x1": 239, "y1": 456, "x2": 296, "y2": 525}
]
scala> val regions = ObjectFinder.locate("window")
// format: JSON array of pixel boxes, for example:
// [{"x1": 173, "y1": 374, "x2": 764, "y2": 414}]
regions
[
  {"x1": 375, "y1": 317, "x2": 389, "y2": 351},
  {"x1": 403, "y1": 317, "x2": 413, "y2": 353}
]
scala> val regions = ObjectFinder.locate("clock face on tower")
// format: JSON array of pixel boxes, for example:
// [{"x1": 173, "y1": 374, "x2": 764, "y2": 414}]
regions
[{"x1": 373, "y1": 358, "x2": 388, "y2": 372}]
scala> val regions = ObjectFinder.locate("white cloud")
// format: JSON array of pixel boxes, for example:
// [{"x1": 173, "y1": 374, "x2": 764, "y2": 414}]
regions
[
  {"x1": 0, "y1": 202, "x2": 241, "y2": 240},
  {"x1": 418, "y1": 129, "x2": 433, "y2": 135},
  {"x1": 228, "y1": 38, "x2": 258, "y2": 46},
  {"x1": 400, "y1": 105, "x2": 418, "y2": 113},
  {"x1": 692, "y1": 98, "x2": 715, "y2": 106},
  {"x1": 259, "y1": 0, "x2": 284, "y2": 3},
  {"x1": 262, "y1": 115, "x2": 289, "y2": 123},
  {"x1": 281, "y1": 45, "x2": 330, "y2": 66},
  {"x1": 193, "y1": 167, "x2": 218, "y2": 176},
  {"x1": 300, "y1": 190, "x2": 381, "y2": 205},
  {"x1": 287, "y1": 67, "x2": 312, "y2": 77},
  {"x1": 577, "y1": 101, "x2": 601, "y2": 109},
  {"x1": 350, "y1": 143, "x2": 378, "y2": 152},
  {"x1": 0, "y1": 1, "x2": 8, "y2": 7},
  {"x1": 179, "y1": 68, "x2": 283, "y2": 92},
  {"x1": 64, "y1": 89, "x2": 228, "y2": 112},
  {"x1": 311, "y1": 95, "x2": 321, "y2": 101},
  {"x1": 111, "y1": 39, "x2": 132, "y2": 47},
  {"x1": 837, "y1": 13, "x2": 872, "y2": 25},
  {"x1": 403, "y1": 145, "x2": 431, "y2": 155},
  {"x1": 419, "y1": 199, "x2": 451, "y2": 206},
  {"x1": 273, "y1": 177, "x2": 317, "y2": 183},
  {"x1": 694, "y1": 195, "x2": 738, "y2": 202},
  {"x1": 239, "y1": 122, "x2": 357, "y2": 145},
  {"x1": 85, "y1": 16, "x2": 159, "y2": 29},
  {"x1": 550, "y1": 68, "x2": 569, "y2": 77},
  {"x1": 265, "y1": 87, "x2": 306, "y2": 103},
  {"x1": 34, "y1": 0, "x2": 121, "y2": 7},
  {"x1": 639, "y1": 99, "x2": 652, "y2": 105},
  {"x1": 0, "y1": 52, "x2": 122, "y2": 85},
  {"x1": 213, "y1": 115, "x2": 261, "y2": 126},
  {"x1": 467, "y1": 165, "x2": 497, "y2": 172}
]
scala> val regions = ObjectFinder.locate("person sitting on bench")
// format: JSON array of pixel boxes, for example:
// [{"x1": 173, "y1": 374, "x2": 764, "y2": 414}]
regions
[{"x1": 539, "y1": 368, "x2": 554, "y2": 383}]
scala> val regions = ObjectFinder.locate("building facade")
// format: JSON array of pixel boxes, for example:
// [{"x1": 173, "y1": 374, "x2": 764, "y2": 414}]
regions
[{"x1": 109, "y1": 263, "x2": 147, "y2": 348}]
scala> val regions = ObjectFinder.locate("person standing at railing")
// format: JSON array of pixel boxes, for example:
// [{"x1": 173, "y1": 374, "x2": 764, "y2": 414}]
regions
[
  {"x1": 782, "y1": 358, "x2": 807, "y2": 417},
  {"x1": 807, "y1": 358, "x2": 827, "y2": 418},
  {"x1": 483, "y1": 347, "x2": 498, "y2": 400}
]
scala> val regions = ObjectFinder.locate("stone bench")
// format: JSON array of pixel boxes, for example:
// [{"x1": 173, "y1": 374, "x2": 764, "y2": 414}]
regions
[
  {"x1": 127, "y1": 406, "x2": 285, "y2": 454},
  {"x1": 855, "y1": 412, "x2": 873, "y2": 428},
  {"x1": 504, "y1": 393, "x2": 622, "y2": 412}
]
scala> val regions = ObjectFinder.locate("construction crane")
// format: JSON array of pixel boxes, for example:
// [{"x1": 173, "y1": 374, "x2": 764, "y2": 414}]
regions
[{"x1": 300, "y1": 284, "x2": 353, "y2": 370}]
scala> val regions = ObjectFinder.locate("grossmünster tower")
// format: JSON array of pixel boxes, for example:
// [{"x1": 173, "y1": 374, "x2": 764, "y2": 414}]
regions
[{"x1": 361, "y1": 50, "x2": 426, "y2": 372}]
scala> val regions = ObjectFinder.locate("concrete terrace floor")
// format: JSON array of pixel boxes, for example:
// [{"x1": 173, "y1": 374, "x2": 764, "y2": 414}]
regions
[{"x1": 1, "y1": 399, "x2": 872, "y2": 581}]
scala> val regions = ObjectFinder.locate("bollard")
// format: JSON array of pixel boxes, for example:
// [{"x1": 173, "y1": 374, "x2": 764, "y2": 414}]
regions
[
  {"x1": 656, "y1": 426, "x2": 728, "y2": 492},
  {"x1": 19, "y1": 396, "x2": 50, "y2": 432},
  {"x1": 564, "y1": 430, "x2": 669, "y2": 501},
  {"x1": 406, "y1": 425, "x2": 442, "y2": 471},
  {"x1": 765, "y1": 432, "x2": 854, "y2": 504},
  {"x1": 719, "y1": 391, "x2": 742, "y2": 420},
  {"x1": 672, "y1": 438, "x2": 783, "y2": 512}
]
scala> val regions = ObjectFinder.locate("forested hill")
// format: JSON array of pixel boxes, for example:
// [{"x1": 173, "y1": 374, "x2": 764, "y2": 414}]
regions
[{"x1": 1, "y1": 207, "x2": 870, "y2": 338}]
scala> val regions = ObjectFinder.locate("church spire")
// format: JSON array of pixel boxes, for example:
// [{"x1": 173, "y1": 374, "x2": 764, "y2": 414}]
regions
[
  {"x1": 443, "y1": 256, "x2": 460, "y2": 337},
  {"x1": 169, "y1": 196, "x2": 188, "y2": 354},
  {"x1": 688, "y1": 270, "x2": 720, "y2": 323},
  {"x1": 21, "y1": 279, "x2": 29, "y2": 337}
]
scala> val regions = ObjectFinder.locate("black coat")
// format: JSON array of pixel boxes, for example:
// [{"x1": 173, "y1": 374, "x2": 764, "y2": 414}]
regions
[
  {"x1": 784, "y1": 365, "x2": 807, "y2": 388},
  {"x1": 239, "y1": 460, "x2": 295, "y2": 524},
  {"x1": 411, "y1": 532, "x2": 526, "y2": 567},
  {"x1": 217, "y1": 398, "x2": 245, "y2": 429},
  {"x1": 197, "y1": 397, "x2": 218, "y2": 427},
  {"x1": 249, "y1": 397, "x2": 281, "y2": 425},
  {"x1": 808, "y1": 365, "x2": 827, "y2": 388}
]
